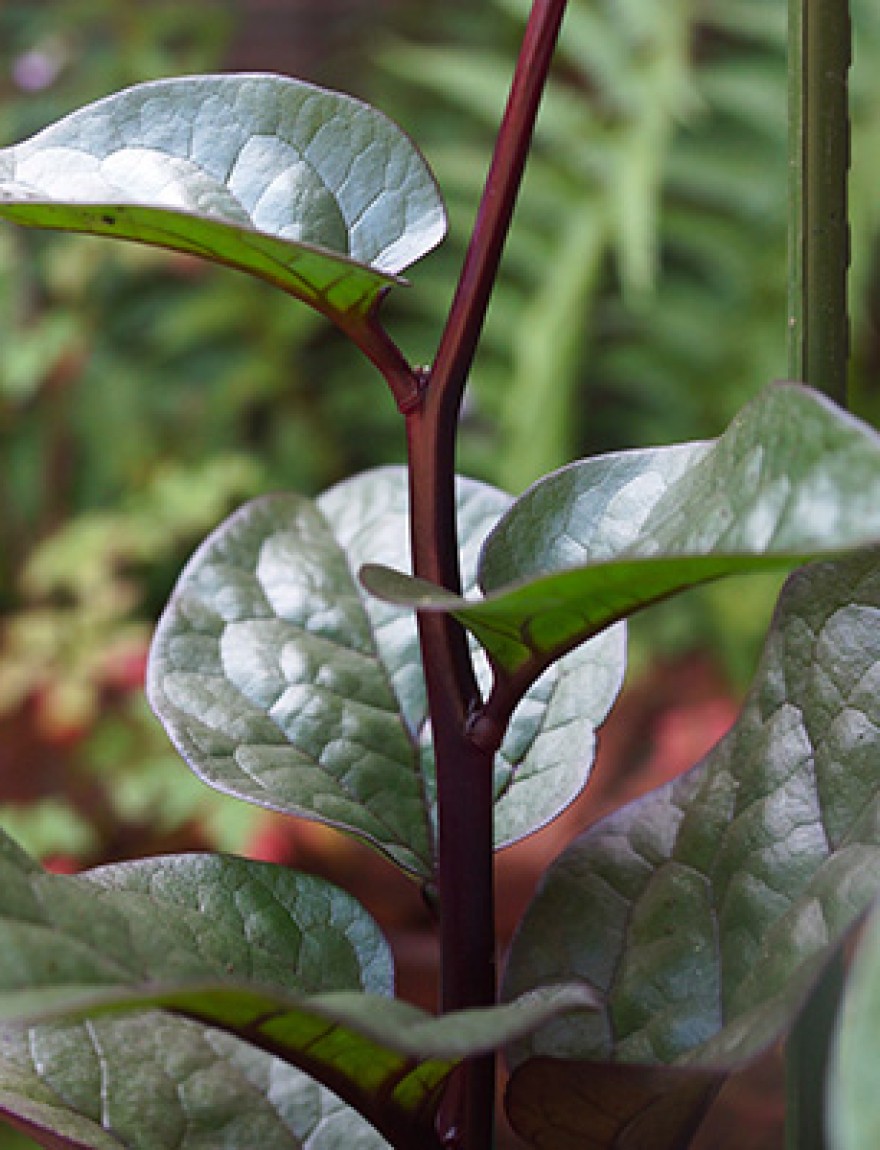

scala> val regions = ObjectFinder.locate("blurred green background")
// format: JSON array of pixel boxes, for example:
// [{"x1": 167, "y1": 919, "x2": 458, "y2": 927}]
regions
[{"x1": 1, "y1": 2, "x2": 880, "y2": 1143}]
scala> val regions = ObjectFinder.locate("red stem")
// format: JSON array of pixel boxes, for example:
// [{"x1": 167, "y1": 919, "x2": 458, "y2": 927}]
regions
[
  {"x1": 341, "y1": 306, "x2": 424, "y2": 413},
  {"x1": 404, "y1": 3, "x2": 570, "y2": 1146}
]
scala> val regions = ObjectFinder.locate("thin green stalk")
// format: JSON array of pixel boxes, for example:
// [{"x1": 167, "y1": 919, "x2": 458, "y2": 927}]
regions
[
  {"x1": 786, "y1": 1, "x2": 851, "y2": 1144},
  {"x1": 785, "y1": 951, "x2": 847, "y2": 1150},
  {"x1": 787, "y1": 0, "x2": 851, "y2": 400}
]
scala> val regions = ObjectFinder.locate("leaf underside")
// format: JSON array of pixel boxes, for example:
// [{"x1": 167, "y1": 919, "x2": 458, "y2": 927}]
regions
[
  {"x1": 505, "y1": 1060, "x2": 722, "y2": 1150},
  {"x1": 0, "y1": 73, "x2": 447, "y2": 320},
  {"x1": 148, "y1": 467, "x2": 627, "y2": 880},
  {"x1": 502, "y1": 547, "x2": 880, "y2": 1148},
  {"x1": 363, "y1": 384, "x2": 880, "y2": 677}
]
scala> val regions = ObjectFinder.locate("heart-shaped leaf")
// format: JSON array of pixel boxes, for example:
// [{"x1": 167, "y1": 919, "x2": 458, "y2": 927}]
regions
[
  {"x1": 0, "y1": 74, "x2": 446, "y2": 321},
  {"x1": 502, "y1": 548, "x2": 880, "y2": 1148},
  {"x1": 148, "y1": 468, "x2": 627, "y2": 879},
  {"x1": 0, "y1": 831, "x2": 596, "y2": 1149},
  {"x1": 362, "y1": 385, "x2": 880, "y2": 679}
]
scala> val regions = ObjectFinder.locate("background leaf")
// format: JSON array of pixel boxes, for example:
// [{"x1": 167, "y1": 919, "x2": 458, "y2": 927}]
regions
[
  {"x1": 149, "y1": 468, "x2": 627, "y2": 877},
  {"x1": 502, "y1": 548, "x2": 880, "y2": 1147},
  {"x1": 363, "y1": 385, "x2": 880, "y2": 677},
  {"x1": 0, "y1": 73, "x2": 446, "y2": 320}
]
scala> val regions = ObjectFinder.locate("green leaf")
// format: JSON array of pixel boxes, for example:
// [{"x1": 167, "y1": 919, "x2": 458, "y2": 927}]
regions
[
  {"x1": 0, "y1": 988, "x2": 594, "y2": 1150},
  {"x1": 0, "y1": 838, "x2": 395, "y2": 1146},
  {"x1": 0, "y1": 74, "x2": 446, "y2": 320},
  {"x1": 0, "y1": 833, "x2": 596, "y2": 1148},
  {"x1": 362, "y1": 384, "x2": 880, "y2": 677},
  {"x1": 0, "y1": 989, "x2": 593, "y2": 1150},
  {"x1": 502, "y1": 548, "x2": 880, "y2": 1148},
  {"x1": 148, "y1": 468, "x2": 627, "y2": 878},
  {"x1": 828, "y1": 902, "x2": 880, "y2": 1149},
  {"x1": 0, "y1": 1016, "x2": 390, "y2": 1150},
  {"x1": 0, "y1": 836, "x2": 391, "y2": 1000}
]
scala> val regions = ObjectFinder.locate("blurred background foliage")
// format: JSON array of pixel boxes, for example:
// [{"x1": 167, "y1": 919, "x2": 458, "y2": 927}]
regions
[
  {"x1": 2, "y1": 3, "x2": 880, "y2": 832},
  {"x1": 1, "y1": 1, "x2": 879, "y2": 1145},
  {"x1": 3, "y1": 0, "x2": 880, "y2": 859},
  {"x1": 0, "y1": 6, "x2": 879, "y2": 1139}
]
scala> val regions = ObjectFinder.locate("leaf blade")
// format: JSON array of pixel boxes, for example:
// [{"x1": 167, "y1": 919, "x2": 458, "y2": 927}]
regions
[
  {"x1": 363, "y1": 385, "x2": 880, "y2": 677},
  {"x1": 148, "y1": 485, "x2": 435, "y2": 878},
  {"x1": 0, "y1": 836, "x2": 597, "y2": 1146},
  {"x1": 148, "y1": 468, "x2": 627, "y2": 873},
  {"x1": 0, "y1": 74, "x2": 447, "y2": 318},
  {"x1": 502, "y1": 548, "x2": 880, "y2": 1147},
  {"x1": 0, "y1": 1014, "x2": 391, "y2": 1150}
]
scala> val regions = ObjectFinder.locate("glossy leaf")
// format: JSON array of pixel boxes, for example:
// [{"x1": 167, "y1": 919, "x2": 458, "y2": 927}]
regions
[
  {"x1": 0, "y1": 836, "x2": 391, "y2": 1002},
  {"x1": 0, "y1": 838, "x2": 390, "y2": 996},
  {"x1": 0, "y1": 837, "x2": 393, "y2": 1145},
  {"x1": 0, "y1": 988, "x2": 595, "y2": 1150},
  {"x1": 363, "y1": 385, "x2": 880, "y2": 677},
  {"x1": 502, "y1": 549, "x2": 880, "y2": 1147},
  {"x1": 148, "y1": 468, "x2": 626, "y2": 878},
  {"x1": 0, "y1": 74, "x2": 446, "y2": 320},
  {"x1": 0, "y1": 1017, "x2": 388, "y2": 1150},
  {"x1": 0, "y1": 832, "x2": 596, "y2": 1149}
]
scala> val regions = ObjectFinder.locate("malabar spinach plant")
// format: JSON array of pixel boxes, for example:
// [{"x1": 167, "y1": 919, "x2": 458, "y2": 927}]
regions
[{"x1": 0, "y1": 1, "x2": 878, "y2": 1147}]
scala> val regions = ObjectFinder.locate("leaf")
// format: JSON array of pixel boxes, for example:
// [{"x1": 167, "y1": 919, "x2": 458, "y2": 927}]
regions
[
  {"x1": 148, "y1": 468, "x2": 627, "y2": 878},
  {"x1": 0, "y1": 988, "x2": 594, "y2": 1150},
  {"x1": 501, "y1": 548, "x2": 880, "y2": 1148},
  {"x1": 362, "y1": 384, "x2": 880, "y2": 677},
  {"x1": 0, "y1": 835, "x2": 392, "y2": 1000},
  {"x1": 0, "y1": 1015, "x2": 390, "y2": 1150},
  {"x1": 0, "y1": 74, "x2": 446, "y2": 320},
  {"x1": 505, "y1": 1061, "x2": 722, "y2": 1150},
  {"x1": 0, "y1": 832, "x2": 596, "y2": 1148},
  {"x1": 0, "y1": 984, "x2": 598, "y2": 1136},
  {"x1": 827, "y1": 901, "x2": 880, "y2": 1149},
  {"x1": 0, "y1": 837, "x2": 394, "y2": 1146}
]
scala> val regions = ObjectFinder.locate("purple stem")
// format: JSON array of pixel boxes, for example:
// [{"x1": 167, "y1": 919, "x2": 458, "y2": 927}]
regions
[{"x1": 404, "y1": 3, "x2": 570, "y2": 1146}]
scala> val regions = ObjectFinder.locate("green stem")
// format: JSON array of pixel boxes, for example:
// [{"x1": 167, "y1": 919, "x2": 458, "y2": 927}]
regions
[
  {"x1": 787, "y1": 0, "x2": 851, "y2": 401},
  {"x1": 785, "y1": 1, "x2": 851, "y2": 1138},
  {"x1": 785, "y1": 951, "x2": 846, "y2": 1150}
]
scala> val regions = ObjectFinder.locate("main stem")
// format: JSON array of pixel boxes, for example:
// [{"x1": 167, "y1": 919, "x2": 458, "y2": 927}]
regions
[{"x1": 403, "y1": 2, "x2": 569, "y2": 1146}]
